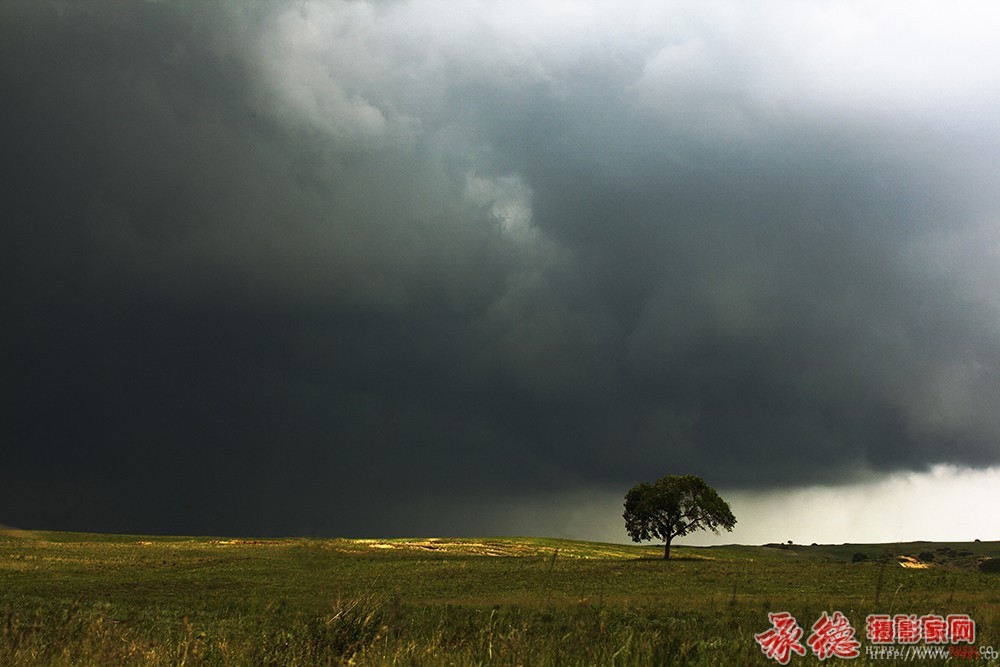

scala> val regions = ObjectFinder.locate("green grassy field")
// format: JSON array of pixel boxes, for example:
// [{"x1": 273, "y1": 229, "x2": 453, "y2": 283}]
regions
[{"x1": 2, "y1": 530, "x2": 999, "y2": 665}]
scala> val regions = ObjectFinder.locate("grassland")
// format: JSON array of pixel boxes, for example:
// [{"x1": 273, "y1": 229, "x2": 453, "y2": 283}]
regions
[{"x1": 2, "y1": 530, "x2": 999, "y2": 665}]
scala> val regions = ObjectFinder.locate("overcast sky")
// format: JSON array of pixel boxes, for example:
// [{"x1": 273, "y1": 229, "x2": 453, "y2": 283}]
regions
[{"x1": 3, "y1": 0, "x2": 1000, "y2": 544}]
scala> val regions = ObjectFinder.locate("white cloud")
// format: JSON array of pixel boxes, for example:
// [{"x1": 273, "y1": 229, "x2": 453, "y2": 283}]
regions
[
  {"x1": 627, "y1": 0, "x2": 1000, "y2": 130},
  {"x1": 251, "y1": 0, "x2": 1000, "y2": 153},
  {"x1": 464, "y1": 173, "x2": 534, "y2": 237}
]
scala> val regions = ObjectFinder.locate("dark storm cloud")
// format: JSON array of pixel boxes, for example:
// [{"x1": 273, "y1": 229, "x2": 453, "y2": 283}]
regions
[{"x1": 4, "y1": 0, "x2": 1000, "y2": 536}]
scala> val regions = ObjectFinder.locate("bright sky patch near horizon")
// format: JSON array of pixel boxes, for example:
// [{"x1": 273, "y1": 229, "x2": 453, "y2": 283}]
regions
[
  {"x1": 494, "y1": 465, "x2": 1000, "y2": 546},
  {"x1": 2, "y1": 0, "x2": 999, "y2": 542}
]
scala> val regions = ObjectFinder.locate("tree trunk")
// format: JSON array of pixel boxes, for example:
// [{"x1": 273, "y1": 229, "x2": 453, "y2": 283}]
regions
[{"x1": 663, "y1": 538, "x2": 671, "y2": 560}]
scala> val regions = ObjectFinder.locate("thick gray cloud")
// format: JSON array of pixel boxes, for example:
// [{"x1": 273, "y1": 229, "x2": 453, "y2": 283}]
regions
[{"x1": 3, "y1": 0, "x2": 1000, "y2": 537}]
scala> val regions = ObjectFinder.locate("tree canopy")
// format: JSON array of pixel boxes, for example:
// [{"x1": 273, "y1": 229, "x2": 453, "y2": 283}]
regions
[{"x1": 623, "y1": 474, "x2": 736, "y2": 559}]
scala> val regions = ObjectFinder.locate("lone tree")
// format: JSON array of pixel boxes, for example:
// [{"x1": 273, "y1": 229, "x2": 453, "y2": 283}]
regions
[{"x1": 623, "y1": 474, "x2": 736, "y2": 559}]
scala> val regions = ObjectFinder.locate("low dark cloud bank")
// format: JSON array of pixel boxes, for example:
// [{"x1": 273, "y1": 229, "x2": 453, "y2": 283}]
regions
[{"x1": 4, "y1": 1, "x2": 1000, "y2": 537}]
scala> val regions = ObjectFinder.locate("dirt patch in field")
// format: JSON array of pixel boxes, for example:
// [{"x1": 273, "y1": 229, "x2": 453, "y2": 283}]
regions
[{"x1": 898, "y1": 555, "x2": 931, "y2": 569}]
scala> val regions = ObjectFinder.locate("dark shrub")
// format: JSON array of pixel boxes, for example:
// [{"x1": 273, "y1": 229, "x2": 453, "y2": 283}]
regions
[
  {"x1": 979, "y1": 558, "x2": 1000, "y2": 573},
  {"x1": 852, "y1": 552, "x2": 868, "y2": 563},
  {"x1": 918, "y1": 551, "x2": 935, "y2": 562}
]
